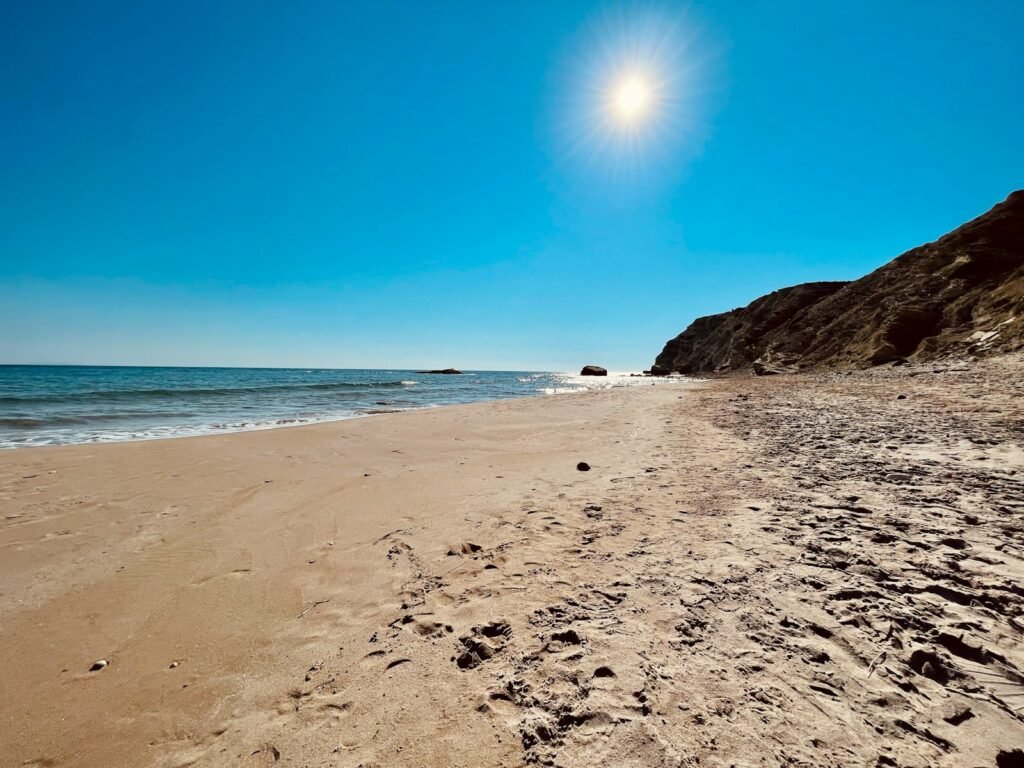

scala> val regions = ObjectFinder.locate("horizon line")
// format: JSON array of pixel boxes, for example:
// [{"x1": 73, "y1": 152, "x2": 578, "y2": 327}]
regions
[{"x1": 0, "y1": 362, "x2": 649, "y2": 373}]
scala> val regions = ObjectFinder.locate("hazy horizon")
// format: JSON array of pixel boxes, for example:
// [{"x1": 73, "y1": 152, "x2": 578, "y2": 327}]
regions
[{"x1": 0, "y1": 362, "x2": 624, "y2": 373}]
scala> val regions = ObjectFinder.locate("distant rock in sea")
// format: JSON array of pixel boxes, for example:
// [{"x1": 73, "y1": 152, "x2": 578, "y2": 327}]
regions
[
  {"x1": 416, "y1": 368, "x2": 463, "y2": 374},
  {"x1": 580, "y1": 365, "x2": 607, "y2": 376},
  {"x1": 653, "y1": 190, "x2": 1024, "y2": 374}
]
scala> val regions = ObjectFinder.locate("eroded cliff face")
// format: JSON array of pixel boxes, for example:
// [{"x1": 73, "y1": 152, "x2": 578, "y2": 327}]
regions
[
  {"x1": 654, "y1": 190, "x2": 1024, "y2": 374},
  {"x1": 652, "y1": 282, "x2": 848, "y2": 374}
]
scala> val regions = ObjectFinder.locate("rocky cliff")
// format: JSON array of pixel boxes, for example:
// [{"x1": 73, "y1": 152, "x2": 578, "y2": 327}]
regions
[{"x1": 653, "y1": 190, "x2": 1024, "y2": 374}]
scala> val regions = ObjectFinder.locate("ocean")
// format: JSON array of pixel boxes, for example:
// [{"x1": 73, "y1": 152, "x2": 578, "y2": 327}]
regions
[{"x1": 0, "y1": 365, "x2": 685, "y2": 448}]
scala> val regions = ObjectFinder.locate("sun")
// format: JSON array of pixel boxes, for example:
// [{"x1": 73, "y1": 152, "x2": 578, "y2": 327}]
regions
[
  {"x1": 612, "y1": 75, "x2": 652, "y2": 121},
  {"x1": 553, "y1": 6, "x2": 714, "y2": 173}
]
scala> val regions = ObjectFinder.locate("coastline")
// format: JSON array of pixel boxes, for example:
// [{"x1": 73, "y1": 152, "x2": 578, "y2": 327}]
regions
[
  {"x1": 0, "y1": 367, "x2": 688, "y2": 449},
  {"x1": 2, "y1": 360, "x2": 1022, "y2": 766}
]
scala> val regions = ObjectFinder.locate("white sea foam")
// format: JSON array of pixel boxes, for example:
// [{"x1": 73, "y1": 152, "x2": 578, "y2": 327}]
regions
[{"x1": 0, "y1": 411, "x2": 379, "y2": 450}]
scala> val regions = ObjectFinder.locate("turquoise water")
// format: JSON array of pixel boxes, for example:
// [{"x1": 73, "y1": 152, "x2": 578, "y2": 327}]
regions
[{"x1": 0, "y1": 366, "x2": 685, "y2": 448}]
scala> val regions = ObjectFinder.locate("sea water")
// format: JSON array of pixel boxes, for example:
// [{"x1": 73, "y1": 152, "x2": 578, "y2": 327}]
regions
[{"x1": 0, "y1": 366, "x2": 686, "y2": 448}]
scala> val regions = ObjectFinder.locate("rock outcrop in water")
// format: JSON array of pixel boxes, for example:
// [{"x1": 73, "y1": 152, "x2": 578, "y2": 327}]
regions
[
  {"x1": 416, "y1": 369, "x2": 463, "y2": 374},
  {"x1": 654, "y1": 190, "x2": 1024, "y2": 374},
  {"x1": 580, "y1": 365, "x2": 607, "y2": 376}
]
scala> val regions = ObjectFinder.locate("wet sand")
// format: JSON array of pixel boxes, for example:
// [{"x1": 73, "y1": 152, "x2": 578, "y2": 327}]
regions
[{"x1": 2, "y1": 357, "x2": 1023, "y2": 767}]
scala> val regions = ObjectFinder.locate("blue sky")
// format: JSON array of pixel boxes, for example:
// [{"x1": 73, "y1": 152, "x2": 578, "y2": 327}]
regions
[{"x1": 2, "y1": 0, "x2": 1021, "y2": 370}]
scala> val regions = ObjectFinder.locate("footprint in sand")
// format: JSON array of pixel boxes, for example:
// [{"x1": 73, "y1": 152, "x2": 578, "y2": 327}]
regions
[
  {"x1": 393, "y1": 614, "x2": 454, "y2": 638},
  {"x1": 446, "y1": 541, "x2": 483, "y2": 556},
  {"x1": 454, "y1": 621, "x2": 512, "y2": 670}
]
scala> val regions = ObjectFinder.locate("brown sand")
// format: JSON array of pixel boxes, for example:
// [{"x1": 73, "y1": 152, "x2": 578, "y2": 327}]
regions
[{"x1": 2, "y1": 358, "x2": 1023, "y2": 767}]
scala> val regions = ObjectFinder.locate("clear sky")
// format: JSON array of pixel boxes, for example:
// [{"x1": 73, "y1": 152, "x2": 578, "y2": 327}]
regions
[{"x1": 2, "y1": 1, "x2": 1021, "y2": 371}]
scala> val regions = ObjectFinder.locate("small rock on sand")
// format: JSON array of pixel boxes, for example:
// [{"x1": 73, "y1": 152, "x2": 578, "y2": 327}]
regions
[{"x1": 576, "y1": 462, "x2": 591, "y2": 471}]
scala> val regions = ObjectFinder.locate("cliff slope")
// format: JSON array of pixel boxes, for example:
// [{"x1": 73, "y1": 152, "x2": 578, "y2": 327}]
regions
[{"x1": 654, "y1": 190, "x2": 1024, "y2": 373}]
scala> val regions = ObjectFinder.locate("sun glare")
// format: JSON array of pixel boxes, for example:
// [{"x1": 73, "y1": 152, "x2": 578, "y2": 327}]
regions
[
  {"x1": 554, "y1": 7, "x2": 713, "y2": 176},
  {"x1": 612, "y1": 75, "x2": 652, "y2": 121}
]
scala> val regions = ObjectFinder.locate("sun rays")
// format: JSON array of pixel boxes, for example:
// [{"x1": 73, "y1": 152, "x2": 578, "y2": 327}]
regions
[{"x1": 553, "y1": 6, "x2": 714, "y2": 181}]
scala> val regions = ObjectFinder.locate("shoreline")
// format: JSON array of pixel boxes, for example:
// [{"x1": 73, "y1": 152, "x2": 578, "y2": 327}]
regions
[
  {"x1": 0, "y1": 385, "x2": 615, "y2": 453},
  {"x1": 2, "y1": 360, "x2": 1021, "y2": 767},
  {"x1": 0, "y1": 372, "x2": 695, "y2": 450}
]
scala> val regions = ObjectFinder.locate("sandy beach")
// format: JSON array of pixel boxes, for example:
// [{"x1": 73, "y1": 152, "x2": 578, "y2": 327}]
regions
[{"x1": 3, "y1": 358, "x2": 1023, "y2": 767}]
